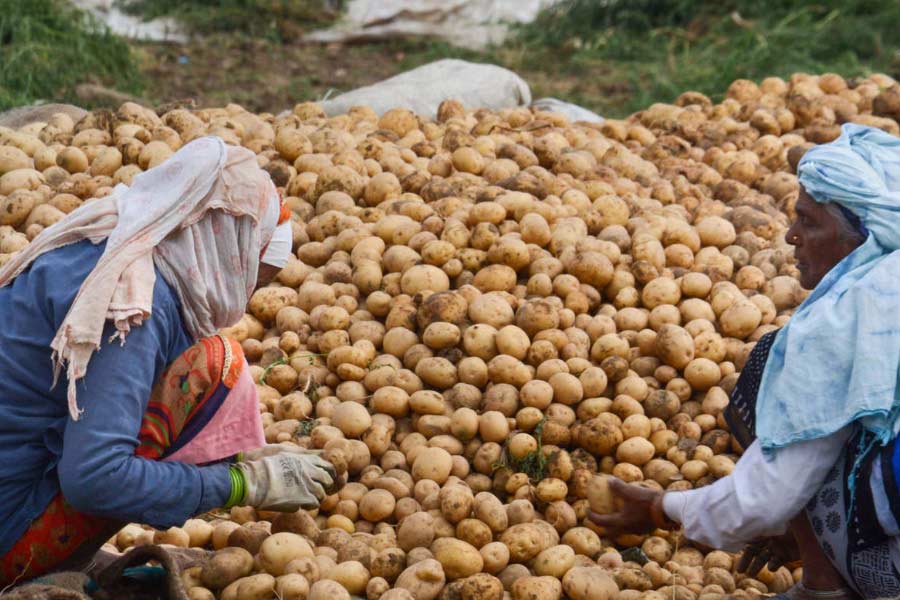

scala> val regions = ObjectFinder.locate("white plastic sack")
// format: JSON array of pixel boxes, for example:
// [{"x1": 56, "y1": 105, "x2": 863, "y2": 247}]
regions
[
  {"x1": 320, "y1": 59, "x2": 532, "y2": 118},
  {"x1": 70, "y1": 0, "x2": 186, "y2": 42},
  {"x1": 531, "y1": 97, "x2": 604, "y2": 124},
  {"x1": 305, "y1": 0, "x2": 564, "y2": 50}
]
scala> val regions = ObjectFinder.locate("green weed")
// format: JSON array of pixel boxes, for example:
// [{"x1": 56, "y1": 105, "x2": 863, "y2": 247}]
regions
[
  {"x1": 511, "y1": 0, "x2": 900, "y2": 117},
  {"x1": 0, "y1": 0, "x2": 143, "y2": 110}
]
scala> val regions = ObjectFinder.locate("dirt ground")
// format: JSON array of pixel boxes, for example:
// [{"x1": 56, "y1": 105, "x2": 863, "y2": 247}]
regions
[
  {"x1": 132, "y1": 34, "x2": 631, "y2": 118},
  {"x1": 135, "y1": 36, "x2": 414, "y2": 113}
]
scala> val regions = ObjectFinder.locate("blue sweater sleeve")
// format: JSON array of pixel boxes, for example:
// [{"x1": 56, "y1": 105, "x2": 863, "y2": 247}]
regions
[{"x1": 58, "y1": 304, "x2": 232, "y2": 527}]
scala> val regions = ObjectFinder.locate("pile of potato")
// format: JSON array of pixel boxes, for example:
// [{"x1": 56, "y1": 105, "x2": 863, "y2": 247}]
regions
[{"x1": 4, "y1": 72, "x2": 900, "y2": 600}]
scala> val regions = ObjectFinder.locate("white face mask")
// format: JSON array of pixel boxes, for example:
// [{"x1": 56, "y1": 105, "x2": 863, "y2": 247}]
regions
[{"x1": 261, "y1": 221, "x2": 293, "y2": 268}]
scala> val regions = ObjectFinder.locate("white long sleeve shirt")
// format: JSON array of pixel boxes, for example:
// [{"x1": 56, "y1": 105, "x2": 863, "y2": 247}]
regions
[{"x1": 662, "y1": 428, "x2": 851, "y2": 552}]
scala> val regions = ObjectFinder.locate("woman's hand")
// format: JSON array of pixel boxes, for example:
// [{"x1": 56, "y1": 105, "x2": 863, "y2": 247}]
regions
[
  {"x1": 233, "y1": 452, "x2": 340, "y2": 511},
  {"x1": 587, "y1": 477, "x2": 670, "y2": 535},
  {"x1": 240, "y1": 442, "x2": 319, "y2": 462},
  {"x1": 736, "y1": 533, "x2": 801, "y2": 577}
]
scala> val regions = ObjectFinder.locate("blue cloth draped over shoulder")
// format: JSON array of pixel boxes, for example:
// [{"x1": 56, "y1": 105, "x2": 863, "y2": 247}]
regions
[{"x1": 756, "y1": 123, "x2": 900, "y2": 453}]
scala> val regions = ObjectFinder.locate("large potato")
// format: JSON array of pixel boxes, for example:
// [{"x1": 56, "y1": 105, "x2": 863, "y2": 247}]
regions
[
  {"x1": 431, "y1": 538, "x2": 483, "y2": 580},
  {"x1": 655, "y1": 325, "x2": 695, "y2": 369},
  {"x1": 397, "y1": 512, "x2": 434, "y2": 552},
  {"x1": 511, "y1": 576, "x2": 562, "y2": 600},
  {"x1": 395, "y1": 559, "x2": 446, "y2": 600},
  {"x1": 308, "y1": 579, "x2": 351, "y2": 600},
  {"x1": 532, "y1": 545, "x2": 575, "y2": 578},
  {"x1": 201, "y1": 548, "x2": 254, "y2": 590},
  {"x1": 258, "y1": 532, "x2": 314, "y2": 576},
  {"x1": 562, "y1": 567, "x2": 619, "y2": 600},
  {"x1": 0, "y1": 146, "x2": 30, "y2": 175},
  {"x1": 499, "y1": 523, "x2": 546, "y2": 563},
  {"x1": 0, "y1": 168, "x2": 43, "y2": 195}
]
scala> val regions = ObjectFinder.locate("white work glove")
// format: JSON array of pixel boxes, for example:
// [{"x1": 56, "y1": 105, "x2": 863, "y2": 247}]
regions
[
  {"x1": 241, "y1": 443, "x2": 319, "y2": 461},
  {"x1": 234, "y1": 452, "x2": 337, "y2": 512}
]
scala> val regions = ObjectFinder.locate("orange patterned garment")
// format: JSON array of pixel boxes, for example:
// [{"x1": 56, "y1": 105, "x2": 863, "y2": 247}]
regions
[{"x1": 0, "y1": 335, "x2": 256, "y2": 587}]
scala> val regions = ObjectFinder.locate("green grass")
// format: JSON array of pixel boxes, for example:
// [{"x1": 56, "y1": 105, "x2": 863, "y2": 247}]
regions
[
  {"x1": 3, "y1": 0, "x2": 899, "y2": 118},
  {"x1": 117, "y1": 0, "x2": 338, "y2": 41},
  {"x1": 0, "y1": 0, "x2": 144, "y2": 111},
  {"x1": 506, "y1": 0, "x2": 900, "y2": 117}
]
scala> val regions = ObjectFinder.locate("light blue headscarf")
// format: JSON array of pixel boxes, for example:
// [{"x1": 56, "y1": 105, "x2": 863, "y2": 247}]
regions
[{"x1": 755, "y1": 124, "x2": 900, "y2": 453}]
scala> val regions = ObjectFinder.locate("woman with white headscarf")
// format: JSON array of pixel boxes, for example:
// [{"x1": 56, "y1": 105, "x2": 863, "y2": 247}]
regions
[
  {"x1": 0, "y1": 137, "x2": 336, "y2": 586},
  {"x1": 590, "y1": 124, "x2": 900, "y2": 600}
]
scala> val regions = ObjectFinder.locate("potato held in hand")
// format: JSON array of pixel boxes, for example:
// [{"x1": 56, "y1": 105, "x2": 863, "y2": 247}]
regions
[{"x1": 587, "y1": 475, "x2": 623, "y2": 515}]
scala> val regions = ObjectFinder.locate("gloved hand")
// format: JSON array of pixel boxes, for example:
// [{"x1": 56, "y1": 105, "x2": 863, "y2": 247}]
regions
[
  {"x1": 231, "y1": 452, "x2": 337, "y2": 511},
  {"x1": 240, "y1": 442, "x2": 319, "y2": 461}
]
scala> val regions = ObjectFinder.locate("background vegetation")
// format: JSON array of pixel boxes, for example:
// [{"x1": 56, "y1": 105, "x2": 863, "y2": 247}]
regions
[
  {"x1": 0, "y1": 0, "x2": 143, "y2": 110},
  {"x1": 2, "y1": 0, "x2": 898, "y2": 116}
]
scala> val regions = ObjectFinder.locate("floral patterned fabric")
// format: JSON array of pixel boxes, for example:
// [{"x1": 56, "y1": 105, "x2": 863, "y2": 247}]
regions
[{"x1": 0, "y1": 335, "x2": 260, "y2": 588}]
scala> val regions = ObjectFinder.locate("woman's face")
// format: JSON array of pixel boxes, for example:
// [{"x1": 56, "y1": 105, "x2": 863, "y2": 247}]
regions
[{"x1": 786, "y1": 188, "x2": 861, "y2": 289}]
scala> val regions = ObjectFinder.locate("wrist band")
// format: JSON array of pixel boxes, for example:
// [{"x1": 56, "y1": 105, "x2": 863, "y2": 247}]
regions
[
  {"x1": 650, "y1": 493, "x2": 680, "y2": 531},
  {"x1": 224, "y1": 466, "x2": 247, "y2": 508}
]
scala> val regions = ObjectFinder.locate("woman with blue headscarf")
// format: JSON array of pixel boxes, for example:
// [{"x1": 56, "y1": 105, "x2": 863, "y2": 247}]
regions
[{"x1": 590, "y1": 124, "x2": 900, "y2": 600}]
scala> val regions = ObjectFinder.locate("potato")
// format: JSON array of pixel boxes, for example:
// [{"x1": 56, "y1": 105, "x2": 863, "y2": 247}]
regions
[
  {"x1": 532, "y1": 545, "x2": 575, "y2": 578},
  {"x1": 227, "y1": 523, "x2": 270, "y2": 554},
  {"x1": 478, "y1": 410, "x2": 510, "y2": 443},
  {"x1": 511, "y1": 576, "x2": 562, "y2": 600},
  {"x1": 201, "y1": 548, "x2": 254, "y2": 590},
  {"x1": 380, "y1": 590, "x2": 415, "y2": 600},
  {"x1": 587, "y1": 475, "x2": 623, "y2": 515},
  {"x1": 440, "y1": 483, "x2": 474, "y2": 523},
  {"x1": 0, "y1": 146, "x2": 31, "y2": 175},
  {"x1": 499, "y1": 523, "x2": 545, "y2": 563},
  {"x1": 325, "y1": 560, "x2": 370, "y2": 595},
  {"x1": 395, "y1": 559, "x2": 446, "y2": 600},
  {"x1": 308, "y1": 579, "x2": 351, "y2": 600},
  {"x1": 258, "y1": 532, "x2": 314, "y2": 576},
  {"x1": 560, "y1": 528, "x2": 601, "y2": 559},
  {"x1": 188, "y1": 588, "x2": 215, "y2": 600},
  {"x1": 153, "y1": 526, "x2": 190, "y2": 548},
  {"x1": 562, "y1": 567, "x2": 619, "y2": 600},
  {"x1": 56, "y1": 146, "x2": 89, "y2": 173},
  {"x1": 275, "y1": 574, "x2": 310, "y2": 600},
  {"x1": 397, "y1": 511, "x2": 435, "y2": 552},
  {"x1": 655, "y1": 325, "x2": 694, "y2": 369},
  {"x1": 235, "y1": 573, "x2": 276, "y2": 600},
  {"x1": 0, "y1": 191, "x2": 36, "y2": 228},
  {"x1": 401, "y1": 265, "x2": 450, "y2": 295},
  {"x1": 431, "y1": 537, "x2": 483, "y2": 579},
  {"x1": 182, "y1": 519, "x2": 213, "y2": 548},
  {"x1": 719, "y1": 301, "x2": 763, "y2": 338},
  {"x1": 474, "y1": 491, "x2": 508, "y2": 533},
  {"x1": 332, "y1": 401, "x2": 372, "y2": 438},
  {"x1": 0, "y1": 169, "x2": 43, "y2": 195},
  {"x1": 412, "y1": 447, "x2": 453, "y2": 483},
  {"x1": 616, "y1": 437, "x2": 655, "y2": 466},
  {"x1": 249, "y1": 287, "x2": 299, "y2": 326}
]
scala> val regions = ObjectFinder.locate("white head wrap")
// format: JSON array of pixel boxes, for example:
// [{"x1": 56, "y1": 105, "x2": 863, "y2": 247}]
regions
[
  {"x1": 0, "y1": 136, "x2": 280, "y2": 420},
  {"x1": 756, "y1": 124, "x2": 900, "y2": 454}
]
